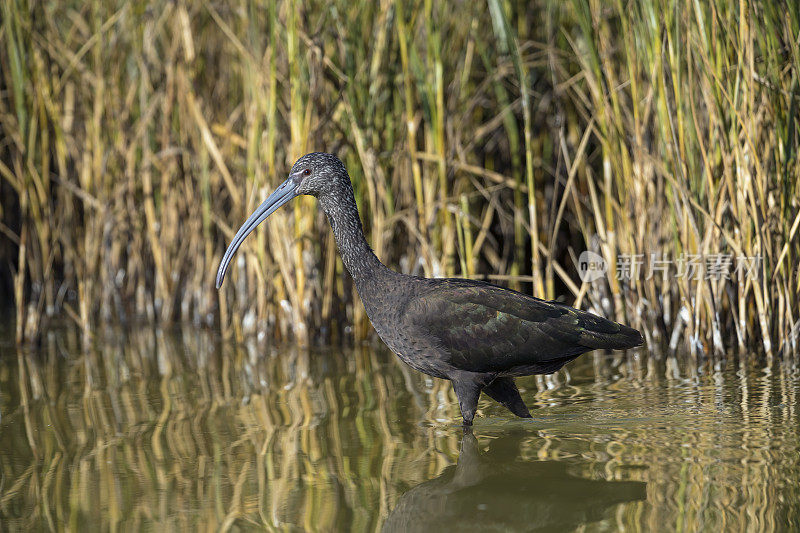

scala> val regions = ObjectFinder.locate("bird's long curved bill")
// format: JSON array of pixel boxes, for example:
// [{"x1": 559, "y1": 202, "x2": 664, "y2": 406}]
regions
[{"x1": 215, "y1": 178, "x2": 298, "y2": 289}]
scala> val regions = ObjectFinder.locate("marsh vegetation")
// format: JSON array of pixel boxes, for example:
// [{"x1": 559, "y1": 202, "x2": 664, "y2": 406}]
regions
[{"x1": 1, "y1": 1, "x2": 799, "y2": 355}]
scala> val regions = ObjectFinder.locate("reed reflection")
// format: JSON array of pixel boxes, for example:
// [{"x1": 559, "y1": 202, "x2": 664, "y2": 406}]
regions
[{"x1": 0, "y1": 326, "x2": 798, "y2": 531}]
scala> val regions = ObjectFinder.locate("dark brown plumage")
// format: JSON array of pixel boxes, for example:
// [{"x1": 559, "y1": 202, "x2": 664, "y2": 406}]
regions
[{"x1": 216, "y1": 152, "x2": 644, "y2": 425}]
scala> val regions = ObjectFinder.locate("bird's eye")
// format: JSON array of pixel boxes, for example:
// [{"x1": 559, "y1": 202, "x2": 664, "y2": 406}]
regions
[{"x1": 303, "y1": 168, "x2": 311, "y2": 176}]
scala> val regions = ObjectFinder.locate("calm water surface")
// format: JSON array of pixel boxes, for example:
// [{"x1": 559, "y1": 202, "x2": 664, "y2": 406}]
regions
[{"x1": 1, "y1": 325, "x2": 799, "y2": 531}]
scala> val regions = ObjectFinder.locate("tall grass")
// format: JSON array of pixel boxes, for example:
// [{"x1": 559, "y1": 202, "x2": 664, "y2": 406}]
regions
[{"x1": 0, "y1": 0, "x2": 798, "y2": 356}]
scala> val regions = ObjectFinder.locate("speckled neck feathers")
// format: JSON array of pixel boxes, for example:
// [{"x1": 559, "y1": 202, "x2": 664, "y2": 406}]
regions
[{"x1": 317, "y1": 177, "x2": 388, "y2": 285}]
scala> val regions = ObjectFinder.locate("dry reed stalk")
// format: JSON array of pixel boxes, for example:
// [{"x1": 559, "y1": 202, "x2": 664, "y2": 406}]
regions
[{"x1": 0, "y1": 0, "x2": 797, "y2": 357}]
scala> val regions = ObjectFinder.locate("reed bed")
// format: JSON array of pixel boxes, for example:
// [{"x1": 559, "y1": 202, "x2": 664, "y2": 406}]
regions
[{"x1": 0, "y1": 0, "x2": 798, "y2": 356}]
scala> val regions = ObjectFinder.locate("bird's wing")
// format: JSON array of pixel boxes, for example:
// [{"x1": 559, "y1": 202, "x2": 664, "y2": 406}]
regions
[{"x1": 403, "y1": 279, "x2": 641, "y2": 375}]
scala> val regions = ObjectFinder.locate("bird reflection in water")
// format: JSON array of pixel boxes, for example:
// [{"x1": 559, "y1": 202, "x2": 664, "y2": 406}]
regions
[{"x1": 383, "y1": 429, "x2": 647, "y2": 532}]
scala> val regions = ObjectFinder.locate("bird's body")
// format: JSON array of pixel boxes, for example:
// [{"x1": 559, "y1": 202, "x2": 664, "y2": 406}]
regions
[{"x1": 216, "y1": 152, "x2": 643, "y2": 425}]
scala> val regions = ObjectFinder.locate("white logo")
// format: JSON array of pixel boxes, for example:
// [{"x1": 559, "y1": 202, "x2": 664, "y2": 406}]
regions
[{"x1": 577, "y1": 251, "x2": 607, "y2": 282}]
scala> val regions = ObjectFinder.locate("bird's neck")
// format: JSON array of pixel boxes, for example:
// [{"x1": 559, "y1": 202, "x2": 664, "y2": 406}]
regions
[{"x1": 318, "y1": 187, "x2": 389, "y2": 285}]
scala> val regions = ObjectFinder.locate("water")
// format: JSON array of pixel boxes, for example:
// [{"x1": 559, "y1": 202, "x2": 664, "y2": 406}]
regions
[{"x1": 1, "y1": 325, "x2": 798, "y2": 531}]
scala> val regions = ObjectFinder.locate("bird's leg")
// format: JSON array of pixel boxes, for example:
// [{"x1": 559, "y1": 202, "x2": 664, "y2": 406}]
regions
[
  {"x1": 483, "y1": 377, "x2": 532, "y2": 419},
  {"x1": 450, "y1": 373, "x2": 492, "y2": 426},
  {"x1": 452, "y1": 380, "x2": 480, "y2": 426}
]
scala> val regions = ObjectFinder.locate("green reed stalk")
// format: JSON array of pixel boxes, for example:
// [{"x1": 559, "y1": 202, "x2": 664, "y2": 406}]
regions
[{"x1": 0, "y1": 0, "x2": 797, "y2": 356}]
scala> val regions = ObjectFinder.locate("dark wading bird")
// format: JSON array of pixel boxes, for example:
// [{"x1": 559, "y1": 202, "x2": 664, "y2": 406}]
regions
[{"x1": 216, "y1": 152, "x2": 643, "y2": 426}]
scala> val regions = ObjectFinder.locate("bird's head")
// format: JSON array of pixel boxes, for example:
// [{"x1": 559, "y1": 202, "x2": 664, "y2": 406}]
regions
[
  {"x1": 215, "y1": 152, "x2": 348, "y2": 289},
  {"x1": 292, "y1": 152, "x2": 349, "y2": 197}
]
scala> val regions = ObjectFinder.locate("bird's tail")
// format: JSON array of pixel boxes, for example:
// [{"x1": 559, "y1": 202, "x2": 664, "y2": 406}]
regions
[{"x1": 577, "y1": 312, "x2": 644, "y2": 350}]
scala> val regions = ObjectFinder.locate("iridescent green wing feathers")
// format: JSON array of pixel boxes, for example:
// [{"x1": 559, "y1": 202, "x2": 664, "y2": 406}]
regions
[{"x1": 404, "y1": 279, "x2": 642, "y2": 375}]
